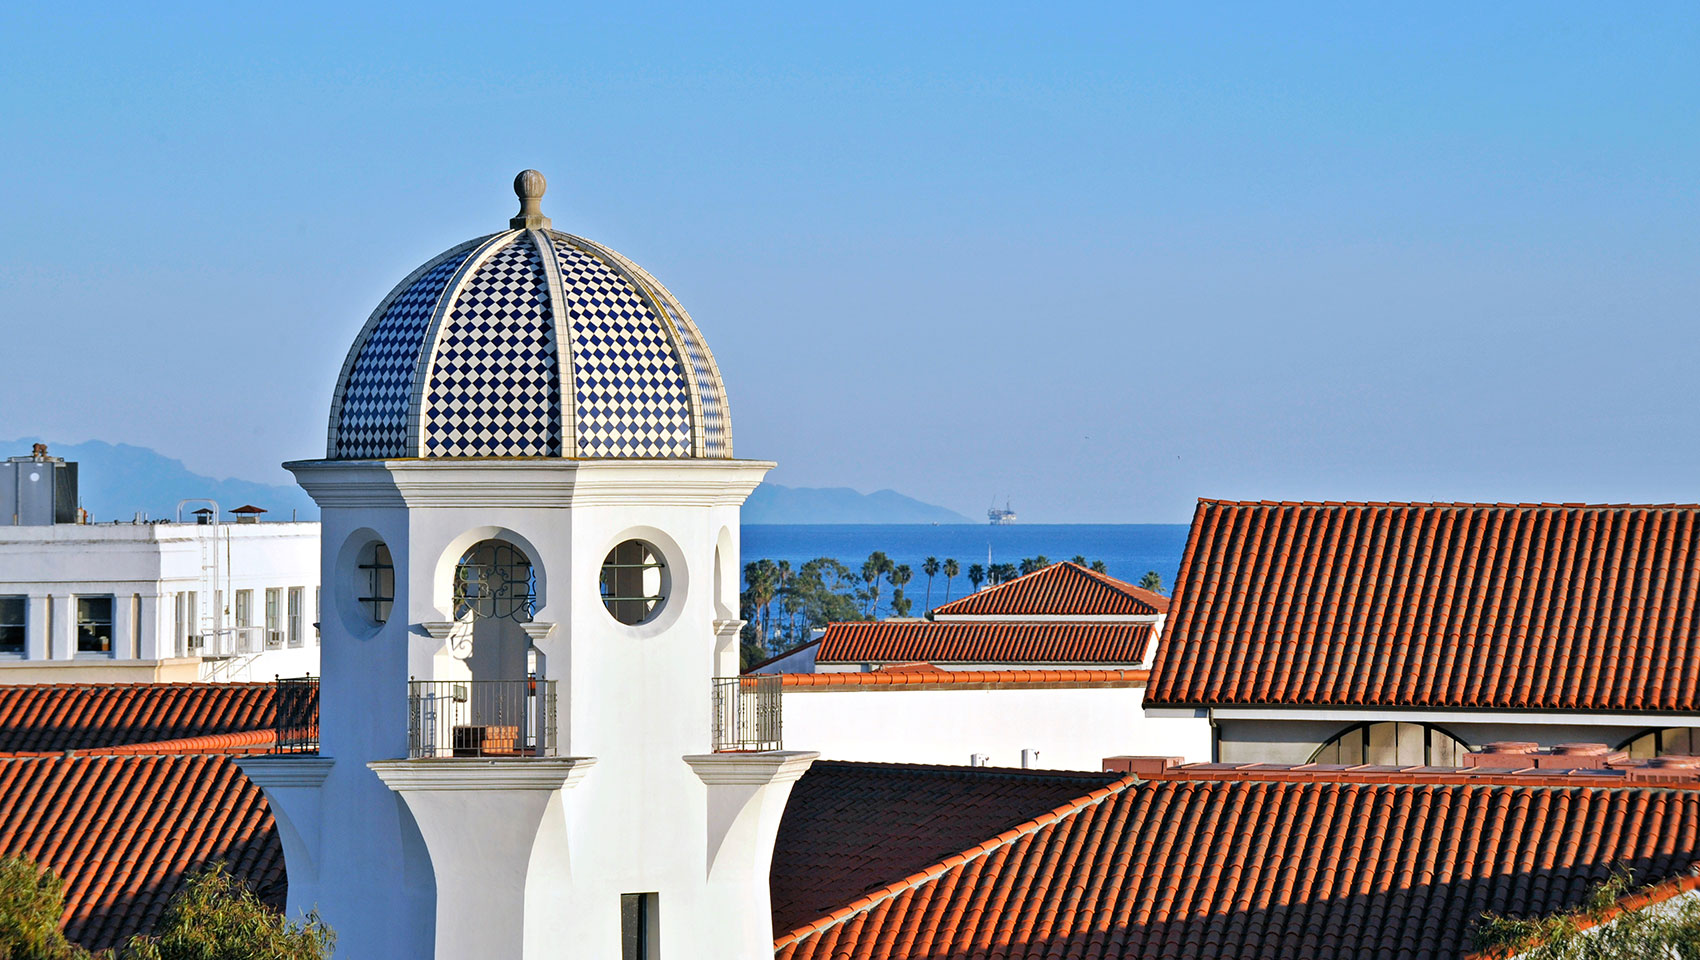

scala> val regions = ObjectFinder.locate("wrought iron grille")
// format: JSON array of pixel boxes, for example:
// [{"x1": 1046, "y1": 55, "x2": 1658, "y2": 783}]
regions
[
  {"x1": 271, "y1": 676, "x2": 320, "y2": 754},
  {"x1": 711, "y1": 674, "x2": 782, "y2": 752},
  {"x1": 453, "y1": 540, "x2": 536, "y2": 622},
  {"x1": 407, "y1": 679, "x2": 557, "y2": 758}
]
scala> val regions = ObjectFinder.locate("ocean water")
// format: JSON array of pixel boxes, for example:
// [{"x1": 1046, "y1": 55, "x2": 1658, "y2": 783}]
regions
[{"x1": 739, "y1": 524, "x2": 1192, "y2": 608}]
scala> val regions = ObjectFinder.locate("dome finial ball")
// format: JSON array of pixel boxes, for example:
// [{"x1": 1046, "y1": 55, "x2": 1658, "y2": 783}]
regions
[
  {"x1": 515, "y1": 169, "x2": 546, "y2": 201},
  {"x1": 509, "y1": 169, "x2": 551, "y2": 229}
]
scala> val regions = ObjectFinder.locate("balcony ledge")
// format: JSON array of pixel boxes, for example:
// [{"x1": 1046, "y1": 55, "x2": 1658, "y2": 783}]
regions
[{"x1": 369, "y1": 756, "x2": 596, "y2": 792}]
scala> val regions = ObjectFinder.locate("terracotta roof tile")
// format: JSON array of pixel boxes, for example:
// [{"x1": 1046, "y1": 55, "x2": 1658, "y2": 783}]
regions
[
  {"x1": 0, "y1": 683, "x2": 278, "y2": 752},
  {"x1": 1148, "y1": 500, "x2": 1700, "y2": 710},
  {"x1": 774, "y1": 770, "x2": 1700, "y2": 960},
  {"x1": 0, "y1": 753, "x2": 283, "y2": 951},
  {"x1": 933, "y1": 563, "x2": 1168, "y2": 617},
  {"x1": 768, "y1": 760, "x2": 1121, "y2": 936},
  {"x1": 818, "y1": 621, "x2": 1154, "y2": 665},
  {"x1": 777, "y1": 668, "x2": 1149, "y2": 688}
]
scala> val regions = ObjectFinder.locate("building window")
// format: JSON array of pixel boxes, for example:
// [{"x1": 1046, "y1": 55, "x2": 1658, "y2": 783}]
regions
[
  {"x1": 288, "y1": 588, "x2": 304, "y2": 648},
  {"x1": 600, "y1": 540, "x2": 667, "y2": 626},
  {"x1": 266, "y1": 588, "x2": 282, "y2": 646},
  {"x1": 76, "y1": 597, "x2": 114, "y2": 656},
  {"x1": 454, "y1": 540, "x2": 535, "y2": 622},
  {"x1": 621, "y1": 893, "x2": 657, "y2": 960},
  {"x1": 1311, "y1": 721, "x2": 1468, "y2": 767},
  {"x1": 357, "y1": 542, "x2": 395, "y2": 624},
  {"x1": 314, "y1": 587, "x2": 321, "y2": 644},
  {"x1": 1623, "y1": 727, "x2": 1697, "y2": 758},
  {"x1": 235, "y1": 590, "x2": 252, "y2": 627},
  {"x1": 0, "y1": 597, "x2": 23, "y2": 656}
]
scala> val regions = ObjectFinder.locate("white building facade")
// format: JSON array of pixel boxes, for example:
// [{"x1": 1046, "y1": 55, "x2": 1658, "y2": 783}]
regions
[
  {"x1": 242, "y1": 172, "x2": 813, "y2": 960},
  {"x1": 0, "y1": 511, "x2": 321, "y2": 683}
]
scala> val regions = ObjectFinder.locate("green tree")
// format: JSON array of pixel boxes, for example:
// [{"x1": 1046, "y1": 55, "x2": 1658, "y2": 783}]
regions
[
  {"x1": 1090, "y1": 560, "x2": 1109, "y2": 574},
  {"x1": 1472, "y1": 869, "x2": 1700, "y2": 959},
  {"x1": 860, "y1": 551, "x2": 894, "y2": 617},
  {"x1": 742, "y1": 559, "x2": 780, "y2": 644},
  {"x1": 887, "y1": 565, "x2": 913, "y2": 617},
  {"x1": 0, "y1": 857, "x2": 87, "y2": 960},
  {"x1": 967, "y1": 563, "x2": 985, "y2": 593},
  {"x1": 921, "y1": 557, "x2": 940, "y2": 611},
  {"x1": 1071, "y1": 555, "x2": 1087, "y2": 566},
  {"x1": 991, "y1": 562, "x2": 1019, "y2": 585},
  {"x1": 942, "y1": 558, "x2": 960, "y2": 600},
  {"x1": 125, "y1": 863, "x2": 333, "y2": 960},
  {"x1": 1018, "y1": 556, "x2": 1050, "y2": 576},
  {"x1": 1138, "y1": 571, "x2": 1164, "y2": 595}
]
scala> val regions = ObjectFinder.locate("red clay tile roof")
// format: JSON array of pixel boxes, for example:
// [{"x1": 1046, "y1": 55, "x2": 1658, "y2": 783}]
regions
[
  {"x1": 1148, "y1": 500, "x2": 1700, "y2": 710},
  {"x1": 817, "y1": 621, "x2": 1154, "y2": 665},
  {"x1": 933, "y1": 562, "x2": 1168, "y2": 617},
  {"x1": 774, "y1": 773, "x2": 1700, "y2": 960},
  {"x1": 0, "y1": 753, "x2": 283, "y2": 950},
  {"x1": 0, "y1": 683, "x2": 278, "y2": 752},
  {"x1": 768, "y1": 760, "x2": 1121, "y2": 936},
  {"x1": 778, "y1": 668, "x2": 1150, "y2": 688},
  {"x1": 1107, "y1": 755, "x2": 1700, "y2": 788}
]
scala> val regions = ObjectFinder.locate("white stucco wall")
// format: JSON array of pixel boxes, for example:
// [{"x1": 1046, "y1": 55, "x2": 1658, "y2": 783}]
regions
[{"x1": 781, "y1": 684, "x2": 1211, "y2": 770}]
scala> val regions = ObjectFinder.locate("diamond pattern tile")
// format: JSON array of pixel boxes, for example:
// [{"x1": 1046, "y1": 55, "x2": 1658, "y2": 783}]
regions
[
  {"x1": 333, "y1": 249, "x2": 472, "y2": 458},
  {"x1": 550, "y1": 236, "x2": 693, "y2": 458},
  {"x1": 421, "y1": 235, "x2": 562, "y2": 456}
]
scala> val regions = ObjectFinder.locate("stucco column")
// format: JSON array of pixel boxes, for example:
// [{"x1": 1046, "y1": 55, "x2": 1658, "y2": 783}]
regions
[
  {"x1": 47, "y1": 595, "x2": 72, "y2": 660},
  {"x1": 683, "y1": 751, "x2": 818, "y2": 955},
  {"x1": 236, "y1": 757, "x2": 336, "y2": 917},
  {"x1": 111, "y1": 594, "x2": 135, "y2": 660},
  {"x1": 136, "y1": 594, "x2": 161, "y2": 661},
  {"x1": 24, "y1": 595, "x2": 47, "y2": 661},
  {"x1": 369, "y1": 757, "x2": 596, "y2": 960},
  {"x1": 713, "y1": 620, "x2": 744, "y2": 678}
]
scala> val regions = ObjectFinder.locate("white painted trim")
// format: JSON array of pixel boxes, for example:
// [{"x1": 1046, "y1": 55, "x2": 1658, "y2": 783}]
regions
[
  {"x1": 1202, "y1": 706, "x2": 1700, "y2": 727},
  {"x1": 288, "y1": 458, "x2": 774, "y2": 510},
  {"x1": 236, "y1": 756, "x2": 336, "y2": 788},
  {"x1": 682, "y1": 751, "x2": 819, "y2": 786},
  {"x1": 368, "y1": 756, "x2": 596, "y2": 792}
]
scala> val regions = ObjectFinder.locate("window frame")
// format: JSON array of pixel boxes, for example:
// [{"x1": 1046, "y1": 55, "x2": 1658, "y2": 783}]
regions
[
  {"x1": 287, "y1": 587, "x2": 304, "y2": 648},
  {"x1": 0, "y1": 596, "x2": 24, "y2": 657},
  {"x1": 75, "y1": 595, "x2": 115, "y2": 658}
]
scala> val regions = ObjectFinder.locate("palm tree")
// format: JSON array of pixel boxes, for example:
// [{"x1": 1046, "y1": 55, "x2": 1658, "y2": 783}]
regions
[
  {"x1": 993, "y1": 562, "x2": 1019, "y2": 584},
  {"x1": 1138, "y1": 570, "x2": 1164, "y2": 594},
  {"x1": 1071, "y1": 555, "x2": 1087, "y2": 566},
  {"x1": 860, "y1": 551, "x2": 892, "y2": 617},
  {"x1": 886, "y1": 564, "x2": 913, "y2": 619},
  {"x1": 1091, "y1": 559, "x2": 1108, "y2": 574},
  {"x1": 967, "y1": 563, "x2": 985, "y2": 593},
  {"x1": 921, "y1": 556, "x2": 940, "y2": 610},
  {"x1": 742, "y1": 559, "x2": 778, "y2": 644},
  {"x1": 942, "y1": 558, "x2": 960, "y2": 600},
  {"x1": 1018, "y1": 555, "x2": 1050, "y2": 576}
]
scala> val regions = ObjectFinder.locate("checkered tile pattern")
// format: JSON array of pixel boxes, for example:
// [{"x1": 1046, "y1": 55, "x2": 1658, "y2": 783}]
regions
[
  {"x1": 420, "y1": 235, "x2": 562, "y2": 456},
  {"x1": 550, "y1": 236, "x2": 694, "y2": 457},
  {"x1": 650, "y1": 292, "x2": 729, "y2": 457},
  {"x1": 333, "y1": 249, "x2": 472, "y2": 458}
]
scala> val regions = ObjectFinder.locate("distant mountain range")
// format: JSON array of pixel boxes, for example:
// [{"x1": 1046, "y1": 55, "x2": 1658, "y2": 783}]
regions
[
  {"x1": 743, "y1": 484, "x2": 972, "y2": 524},
  {"x1": 1, "y1": 439, "x2": 319, "y2": 522},
  {"x1": 1, "y1": 439, "x2": 969, "y2": 525}
]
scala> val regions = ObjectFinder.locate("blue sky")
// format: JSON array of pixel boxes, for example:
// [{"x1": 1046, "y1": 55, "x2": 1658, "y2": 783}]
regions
[{"x1": 1, "y1": 3, "x2": 1695, "y2": 521}]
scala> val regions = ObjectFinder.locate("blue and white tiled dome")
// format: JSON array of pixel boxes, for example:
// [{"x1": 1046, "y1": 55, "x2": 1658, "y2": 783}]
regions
[{"x1": 327, "y1": 171, "x2": 732, "y2": 459}]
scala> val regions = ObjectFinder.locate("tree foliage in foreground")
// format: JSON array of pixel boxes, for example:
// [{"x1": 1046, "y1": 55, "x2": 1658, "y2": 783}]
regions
[
  {"x1": 0, "y1": 858, "x2": 333, "y2": 960},
  {"x1": 1473, "y1": 869, "x2": 1700, "y2": 959}
]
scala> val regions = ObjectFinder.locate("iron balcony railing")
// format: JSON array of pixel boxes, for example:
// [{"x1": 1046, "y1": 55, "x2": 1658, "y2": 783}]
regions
[
  {"x1": 407, "y1": 679, "x2": 557, "y2": 759},
  {"x1": 271, "y1": 676, "x2": 320, "y2": 754},
  {"x1": 711, "y1": 674, "x2": 782, "y2": 752}
]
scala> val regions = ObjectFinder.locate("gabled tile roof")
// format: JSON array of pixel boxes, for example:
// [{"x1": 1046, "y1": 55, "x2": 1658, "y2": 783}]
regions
[
  {"x1": 774, "y1": 771, "x2": 1700, "y2": 960},
  {"x1": 817, "y1": 621, "x2": 1154, "y2": 665},
  {"x1": 0, "y1": 753, "x2": 283, "y2": 950},
  {"x1": 1148, "y1": 500, "x2": 1700, "y2": 710},
  {"x1": 932, "y1": 562, "x2": 1168, "y2": 617},
  {"x1": 0, "y1": 683, "x2": 278, "y2": 752},
  {"x1": 768, "y1": 760, "x2": 1121, "y2": 936}
]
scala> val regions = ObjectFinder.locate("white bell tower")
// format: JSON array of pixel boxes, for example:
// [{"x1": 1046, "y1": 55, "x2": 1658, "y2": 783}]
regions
[{"x1": 241, "y1": 172, "x2": 814, "y2": 960}]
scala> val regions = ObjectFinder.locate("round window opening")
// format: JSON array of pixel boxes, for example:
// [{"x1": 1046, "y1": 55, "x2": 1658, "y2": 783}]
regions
[
  {"x1": 601, "y1": 540, "x2": 667, "y2": 625},
  {"x1": 355, "y1": 541, "x2": 395, "y2": 625}
]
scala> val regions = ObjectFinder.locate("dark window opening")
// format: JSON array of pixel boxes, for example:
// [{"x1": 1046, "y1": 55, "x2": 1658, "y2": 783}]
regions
[
  {"x1": 358, "y1": 542, "x2": 395, "y2": 624},
  {"x1": 0, "y1": 597, "x2": 23, "y2": 655},
  {"x1": 621, "y1": 892, "x2": 657, "y2": 960},
  {"x1": 601, "y1": 540, "x2": 667, "y2": 625},
  {"x1": 76, "y1": 596, "x2": 113, "y2": 656}
]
